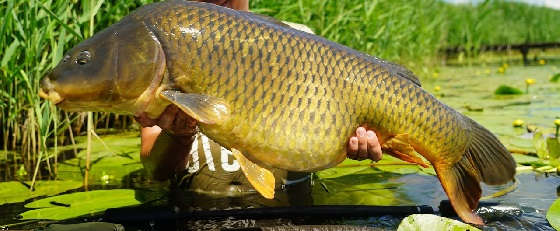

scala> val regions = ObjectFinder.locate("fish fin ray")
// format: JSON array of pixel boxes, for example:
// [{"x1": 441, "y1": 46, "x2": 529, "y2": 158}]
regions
[
  {"x1": 384, "y1": 61, "x2": 421, "y2": 87},
  {"x1": 434, "y1": 160, "x2": 484, "y2": 225},
  {"x1": 382, "y1": 134, "x2": 429, "y2": 168},
  {"x1": 232, "y1": 148, "x2": 275, "y2": 199},
  {"x1": 160, "y1": 90, "x2": 230, "y2": 124},
  {"x1": 464, "y1": 116, "x2": 516, "y2": 185}
]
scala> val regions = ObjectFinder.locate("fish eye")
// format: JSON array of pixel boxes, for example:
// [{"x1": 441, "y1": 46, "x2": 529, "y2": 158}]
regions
[
  {"x1": 76, "y1": 50, "x2": 91, "y2": 65},
  {"x1": 62, "y1": 55, "x2": 70, "y2": 63}
]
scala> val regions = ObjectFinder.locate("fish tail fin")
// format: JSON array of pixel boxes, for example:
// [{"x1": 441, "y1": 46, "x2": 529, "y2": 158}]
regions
[
  {"x1": 463, "y1": 116, "x2": 516, "y2": 185},
  {"x1": 434, "y1": 157, "x2": 483, "y2": 225},
  {"x1": 434, "y1": 116, "x2": 516, "y2": 225}
]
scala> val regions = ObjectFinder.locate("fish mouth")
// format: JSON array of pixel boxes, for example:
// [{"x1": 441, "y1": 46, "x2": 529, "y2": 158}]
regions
[
  {"x1": 39, "y1": 87, "x2": 64, "y2": 105},
  {"x1": 39, "y1": 76, "x2": 64, "y2": 105}
]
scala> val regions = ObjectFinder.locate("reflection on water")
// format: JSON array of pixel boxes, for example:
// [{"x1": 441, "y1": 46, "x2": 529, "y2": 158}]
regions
[
  {"x1": 175, "y1": 171, "x2": 559, "y2": 230},
  {"x1": 2, "y1": 171, "x2": 557, "y2": 230}
]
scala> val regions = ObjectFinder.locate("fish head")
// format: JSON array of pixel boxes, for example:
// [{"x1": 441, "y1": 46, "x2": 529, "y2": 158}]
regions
[{"x1": 39, "y1": 17, "x2": 165, "y2": 115}]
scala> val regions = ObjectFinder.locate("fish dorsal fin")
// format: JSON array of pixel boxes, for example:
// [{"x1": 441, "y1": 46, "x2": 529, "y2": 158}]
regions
[
  {"x1": 385, "y1": 62, "x2": 421, "y2": 87},
  {"x1": 240, "y1": 11, "x2": 292, "y2": 29},
  {"x1": 232, "y1": 148, "x2": 276, "y2": 199},
  {"x1": 160, "y1": 90, "x2": 230, "y2": 124},
  {"x1": 381, "y1": 134, "x2": 429, "y2": 168}
]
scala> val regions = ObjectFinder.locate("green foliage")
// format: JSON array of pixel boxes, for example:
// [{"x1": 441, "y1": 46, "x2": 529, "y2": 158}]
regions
[
  {"x1": 512, "y1": 153, "x2": 543, "y2": 166},
  {"x1": 20, "y1": 189, "x2": 141, "y2": 220},
  {"x1": 313, "y1": 156, "x2": 435, "y2": 206},
  {"x1": 0, "y1": 0, "x2": 157, "y2": 181},
  {"x1": 547, "y1": 198, "x2": 560, "y2": 230},
  {"x1": 55, "y1": 132, "x2": 144, "y2": 186},
  {"x1": 551, "y1": 73, "x2": 560, "y2": 82},
  {"x1": 313, "y1": 166, "x2": 411, "y2": 206},
  {"x1": 445, "y1": 1, "x2": 560, "y2": 50},
  {"x1": 0, "y1": 180, "x2": 82, "y2": 206},
  {"x1": 251, "y1": 0, "x2": 447, "y2": 69},
  {"x1": 397, "y1": 214, "x2": 480, "y2": 231},
  {"x1": 494, "y1": 85, "x2": 524, "y2": 95}
]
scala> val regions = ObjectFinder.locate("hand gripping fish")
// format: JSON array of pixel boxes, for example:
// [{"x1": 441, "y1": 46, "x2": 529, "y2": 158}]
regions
[{"x1": 39, "y1": 1, "x2": 515, "y2": 224}]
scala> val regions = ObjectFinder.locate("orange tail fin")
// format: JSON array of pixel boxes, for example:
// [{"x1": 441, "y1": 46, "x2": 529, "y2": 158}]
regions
[
  {"x1": 434, "y1": 116, "x2": 516, "y2": 225},
  {"x1": 434, "y1": 158, "x2": 483, "y2": 225}
]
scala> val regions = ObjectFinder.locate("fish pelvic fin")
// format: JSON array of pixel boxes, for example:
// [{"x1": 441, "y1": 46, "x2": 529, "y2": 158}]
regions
[
  {"x1": 463, "y1": 116, "x2": 516, "y2": 185},
  {"x1": 159, "y1": 90, "x2": 230, "y2": 124},
  {"x1": 381, "y1": 134, "x2": 429, "y2": 168},
  {"x1": 232, "y1": 148, "x2": 276, "y2": 199},
  {"x1": 434, "y1": 159, "x2": 483, "y2": 225}
]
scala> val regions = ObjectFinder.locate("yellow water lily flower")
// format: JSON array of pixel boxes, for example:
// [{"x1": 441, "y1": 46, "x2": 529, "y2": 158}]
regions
[
  {"x1": 434, "y1": 86, "x2": 441, "y2": 92},
  {"x1": 555, "y1": 119, "x2": 560, "y2": 127},
  {"x1": 513, "y1": 119, "x2": 525, "y2": 127},
  {"x1": 502, "y1": 63, "x2": 509, "y2": 69},
  {"x1": 539, "y1": 59, "x2": 546, "y2": 65},
  {"x1": 498, "y1": 67, "x2": 505, "y2": 74}
]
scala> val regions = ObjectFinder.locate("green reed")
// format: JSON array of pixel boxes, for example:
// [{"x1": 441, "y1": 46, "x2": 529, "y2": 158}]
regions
[{"x1": 0, "y1": 0, "x2": 154, "y2": 182}]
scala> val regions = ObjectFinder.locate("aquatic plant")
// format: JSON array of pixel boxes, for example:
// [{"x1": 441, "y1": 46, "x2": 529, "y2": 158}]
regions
[
  {"x1": 555, "y1": 119, "x2": 560, "y2": 138},
  {"x1": 551, "y1": 73, "x2": 560, "y2": 82},
  {"x1": 495, "y1": 85, "x2": 523, "y2": 95},
  {"x1": 0, "y1": 0, "x2": 153, "y2": 182}
]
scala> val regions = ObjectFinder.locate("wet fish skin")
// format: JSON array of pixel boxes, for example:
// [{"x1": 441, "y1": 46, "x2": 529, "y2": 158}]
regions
[
  {"x1": 133, "y1": 2, "x2": 471, "y2": 171},
  {"x1": 40, "y1": 1, "x2": 516, "y2": 224}
]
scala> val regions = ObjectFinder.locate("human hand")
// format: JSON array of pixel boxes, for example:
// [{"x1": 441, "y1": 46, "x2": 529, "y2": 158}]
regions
[
  {"x1": 347, "y1": 127, "x2": 382, "y2": 161},
  {"x1": 135, "y1": 105, "x2": 198, "y2": 137},
  {"x1": 135, "y1": 105, "x2": 198, "y2": 156}
]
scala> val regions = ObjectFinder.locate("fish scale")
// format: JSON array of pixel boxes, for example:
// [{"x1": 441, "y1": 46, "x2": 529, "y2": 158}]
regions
[{"x1": 142, "y1": 0, "x2": 448, "y2": 170}]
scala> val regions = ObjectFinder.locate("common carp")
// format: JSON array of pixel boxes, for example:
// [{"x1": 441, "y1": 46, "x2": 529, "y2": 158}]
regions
[{"x1": 39, "y1": 1, "x2": 515, "y2": 224}]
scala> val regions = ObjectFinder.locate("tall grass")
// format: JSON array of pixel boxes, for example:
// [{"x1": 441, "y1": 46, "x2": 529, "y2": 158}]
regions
[
  {"x1": 251, "y1": 0, "x2": 447, "y2": 70},
  {"x1": 1, "y1": 0, "x2": 560, "y2": 181},
  {"x1": 445, "y1": 0, "x2": 560, "y2": 56},
  {"x1": 0, "y1": 0, "x2": 155, "y2": 181}
]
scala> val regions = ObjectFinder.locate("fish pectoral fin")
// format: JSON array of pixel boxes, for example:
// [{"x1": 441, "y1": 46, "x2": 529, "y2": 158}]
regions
[
  {"x1": 381, "y1": 134, "x2": 429, "y2": 168},
  {"x1": 159, "y1": 90, "x2": 230, "y2": 124},
  {"x1": 231, "y1": 148, "x2": 275, "y2": 199}
]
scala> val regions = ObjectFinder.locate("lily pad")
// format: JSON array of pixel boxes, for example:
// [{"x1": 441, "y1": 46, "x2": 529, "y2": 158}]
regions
[
  {"x1": 318, "y1": 159, "x2": 374, "y2": 179},
  {"x1": 397, "y1": 214, "x2": 480, "y2": 231},
  {"x1": 547, "y1": 198, "x2": 560, "y2": 230},
  {"x1": 313, "y1": 167, "x2": 412, "y2": 206},
  {"x1": 0, "y1": 180, "x2": 82, "y2": 206},
  {"x1": 20, "y1": 189, "x2": 142, "y2": 220},
  {"x1": 494, "y1": 85, "x2": 523, "y2": 95},
  {"x1": 55, "y1": 132, "x2": 144, "y2": 186},
  {"x1": 550, "y1": 73, "x2": 560, "y2": 82},
  {"x1": 320, "y1": 155, "x2": 434, "y2": 179},
  {"x1": 512, "y1": 153, "x2": 542, "y2": 165}
]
